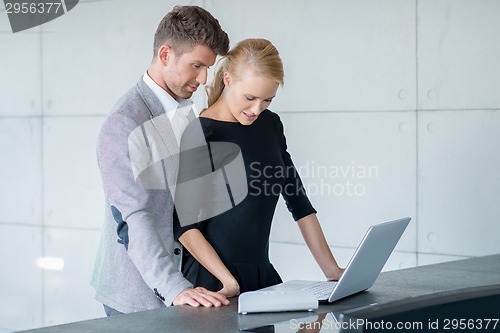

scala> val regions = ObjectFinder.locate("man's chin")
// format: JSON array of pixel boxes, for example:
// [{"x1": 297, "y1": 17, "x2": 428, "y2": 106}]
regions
[{"x1": 178, "y1": 91, "x2": 194, "y2": 99}]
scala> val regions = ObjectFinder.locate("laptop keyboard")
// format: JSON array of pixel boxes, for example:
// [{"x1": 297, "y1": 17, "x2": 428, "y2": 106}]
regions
[{"x1": 303, "y1": 281, "x2": 338, "y2": 300}]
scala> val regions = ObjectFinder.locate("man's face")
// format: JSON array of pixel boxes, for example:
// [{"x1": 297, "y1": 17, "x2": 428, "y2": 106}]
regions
[{"x1": 162, "y1": 44, "x2": 217, "y2": 100}]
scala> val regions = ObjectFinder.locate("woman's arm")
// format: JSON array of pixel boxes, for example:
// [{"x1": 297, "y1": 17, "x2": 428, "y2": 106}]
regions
[
  {"x1": 297, "y1": 213, "x2": 344, "y2": 281},
  {"x1": 178, "y1": 229, "x2": 240, "y2": 297}
]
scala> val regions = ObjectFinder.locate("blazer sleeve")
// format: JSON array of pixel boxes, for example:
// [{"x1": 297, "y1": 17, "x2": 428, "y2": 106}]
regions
[{"x1": 97, "y1": 109, "x2": 192, "y2": 306}]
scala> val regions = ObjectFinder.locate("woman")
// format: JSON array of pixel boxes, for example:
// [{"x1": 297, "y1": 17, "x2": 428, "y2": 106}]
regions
[{"x1": 174, "y1": 38, "x2": 343, "y2": 297}]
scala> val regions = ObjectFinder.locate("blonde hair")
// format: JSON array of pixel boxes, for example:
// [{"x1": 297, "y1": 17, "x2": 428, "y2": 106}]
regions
[{"x1": 206, "y1": 38, "x2": 284, "y2": 107}]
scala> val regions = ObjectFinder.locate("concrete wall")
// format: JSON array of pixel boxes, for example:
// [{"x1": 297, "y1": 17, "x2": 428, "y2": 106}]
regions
[{"x1": 1, "y1": 0, "x2": 499, "y2": 331}]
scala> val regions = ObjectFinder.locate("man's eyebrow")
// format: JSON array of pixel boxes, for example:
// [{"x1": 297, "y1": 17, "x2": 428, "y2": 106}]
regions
[{"x1": 192, "y1": 60, "x2": 209, "y2": 66}]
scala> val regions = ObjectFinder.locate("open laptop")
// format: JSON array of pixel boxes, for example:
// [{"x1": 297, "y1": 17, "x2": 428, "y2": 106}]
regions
[{"x1": 260, "y1": 217, "x2": 411, "y2": 304}]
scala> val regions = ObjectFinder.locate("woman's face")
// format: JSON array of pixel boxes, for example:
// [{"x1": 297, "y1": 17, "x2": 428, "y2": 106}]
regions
[{"x1": 223, "y1": 69, "x2": 279, "y2": 125}]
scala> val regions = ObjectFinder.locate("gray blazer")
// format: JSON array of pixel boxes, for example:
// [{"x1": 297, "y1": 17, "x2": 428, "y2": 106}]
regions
[{"x1": 91, "y1": 77, "x2": 194, "y2": 313}]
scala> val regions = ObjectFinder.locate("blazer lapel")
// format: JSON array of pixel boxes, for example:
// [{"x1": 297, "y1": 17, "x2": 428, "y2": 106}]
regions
[{"x1": 134, "y1": 78, "x2": 180, "y2": 195}]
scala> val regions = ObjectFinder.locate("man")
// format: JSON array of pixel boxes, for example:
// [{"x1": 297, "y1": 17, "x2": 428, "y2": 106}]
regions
[{"x1": 91, "y1": 5, "x2": 230, "y2": 315}]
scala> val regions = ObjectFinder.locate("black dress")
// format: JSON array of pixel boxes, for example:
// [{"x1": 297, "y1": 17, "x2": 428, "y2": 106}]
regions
[{"x1": 173, "y1": 109, "x2": 316, "y2": 293}]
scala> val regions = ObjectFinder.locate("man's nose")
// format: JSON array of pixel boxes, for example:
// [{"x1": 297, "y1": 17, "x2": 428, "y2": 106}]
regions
[{"x1": 197, "y1": 68, "x2": 208, "y2": 85}]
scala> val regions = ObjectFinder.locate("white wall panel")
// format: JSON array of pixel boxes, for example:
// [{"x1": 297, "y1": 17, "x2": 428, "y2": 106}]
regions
[
  {"x1": 1, "y1": 1, "x2": 500, "y2": 331},
  {"x1": 418, "y1": 253, "x2": 470, "y2": 267},
  {"x1": 40, "y1": 0, "x2": 202, "y2": 116},
  {"x1": 385, "y1": 251, "x2": 417, "y2": 271},
  {"x1": 43, "y1": 117, "x2": 105, "y2": 228},
  {"x1": 269, "y1": 242, "x2": 415, "y2": 282},
  {"x1": 270, "y1": 242, "x2": 325, "y2": 281},
  {"x1": 0, "y1": 118, "x2": 42, "y2": 225},
  {"x1": 418, "y1": 0, "x2": 500, "y2": 110},
  {"x1": 0, "y1": 5, "x2": 11, "y2": 31},
  {"x1": 0, "y1": 32, "x2": 41, "y2": 116},
  {"x1": 270, "y1": 111, "x2": 417, "y2": 253},
  {"x1": 418, "y1": 110, "x2": 500, "y2": 256},
  {"x1": 0, "y1": 225, "x2": 43, "y2": 331},
  {"x1": 43, "y1": 228, "x2": 104, "y2": 326},
  {"x1": 206, "y1": 0, "x2": 416, "y2": 112}
]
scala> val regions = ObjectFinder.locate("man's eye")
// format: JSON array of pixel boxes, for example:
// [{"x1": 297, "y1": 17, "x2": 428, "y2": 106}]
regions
[{"x1": 193, "y1": 64, "x2": 201, "y2": 69}]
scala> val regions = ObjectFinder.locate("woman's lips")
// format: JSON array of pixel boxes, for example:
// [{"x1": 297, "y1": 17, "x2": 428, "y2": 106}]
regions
[{"x1": 243, "y1": 112, "x2": 256, "y2": 121}]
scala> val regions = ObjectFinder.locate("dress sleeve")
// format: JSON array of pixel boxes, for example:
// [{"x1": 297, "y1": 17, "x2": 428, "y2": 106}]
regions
[
  {"x1": 277, "y1": 117, "x2": 317, "y2": 221},
  {"x1": 173, "y1": 211, "x2": 208, "y2": 240}
]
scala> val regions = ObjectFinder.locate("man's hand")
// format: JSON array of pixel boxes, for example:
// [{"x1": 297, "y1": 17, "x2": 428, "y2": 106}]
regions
[{"x1": 172, "y1": 287, "x2": 230, "y2": 307}]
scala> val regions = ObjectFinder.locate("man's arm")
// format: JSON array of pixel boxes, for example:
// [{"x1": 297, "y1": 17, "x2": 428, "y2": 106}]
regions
[{"x1": 98, "y1": 111, "x2": 228, "y2": 307}]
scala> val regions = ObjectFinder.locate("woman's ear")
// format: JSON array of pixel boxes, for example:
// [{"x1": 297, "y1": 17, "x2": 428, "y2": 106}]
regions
[{"x1": 223, "y1": 72, "x2": 231, "y2": 86}]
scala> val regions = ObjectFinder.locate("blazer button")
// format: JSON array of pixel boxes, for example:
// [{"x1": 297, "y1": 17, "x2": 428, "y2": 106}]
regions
[
  {"x1": 154, "y1": 288, "x2": 165, "y2": 302},
  {"x1": 174, "y1": 248, "x2": 181, "y2": 255}
]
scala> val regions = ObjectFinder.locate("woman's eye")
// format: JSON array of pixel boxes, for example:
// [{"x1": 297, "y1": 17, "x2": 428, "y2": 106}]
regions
[{"x1": 245, "y1": 96, "x2": 255, "y2": 101}]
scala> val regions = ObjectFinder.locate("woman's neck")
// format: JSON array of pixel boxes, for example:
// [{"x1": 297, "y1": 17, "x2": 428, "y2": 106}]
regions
[{"x1": 201, "y1": 98, "x2": 237, "y2": 122}]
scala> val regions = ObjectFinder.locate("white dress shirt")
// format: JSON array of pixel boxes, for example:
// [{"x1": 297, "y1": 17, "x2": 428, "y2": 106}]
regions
[{"x1": 142, "y1": 72, "x2": 193, "y2": 143}]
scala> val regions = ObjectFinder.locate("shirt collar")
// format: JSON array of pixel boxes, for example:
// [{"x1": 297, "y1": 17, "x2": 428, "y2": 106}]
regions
[{"x1": 143, "y1": 71, "x2": 193, "y2": 121}]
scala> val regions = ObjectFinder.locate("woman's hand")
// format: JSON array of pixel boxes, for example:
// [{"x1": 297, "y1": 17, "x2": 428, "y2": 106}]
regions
[
  {"x1": 217, "y1": 279, "x2": 240, "y2": 297},
  {"x1": 179, "y1": 229, "x2": 241, "y2": 298},
  {"x1": 326, "y1": 267, "x2": 345, "y2": 281},
  {"x1": 297, "y1": 214, "x2": 345, "y2": 283}
]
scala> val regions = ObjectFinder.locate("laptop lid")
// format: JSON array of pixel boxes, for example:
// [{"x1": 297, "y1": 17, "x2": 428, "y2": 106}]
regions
[{"x1": 327, "y1": 217, "x2": 411, "y2": 302}]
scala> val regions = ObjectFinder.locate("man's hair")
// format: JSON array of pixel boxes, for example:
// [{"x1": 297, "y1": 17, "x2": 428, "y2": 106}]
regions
[{"x1": 153, "y1": 5, "x2": 229, "y2": 57}]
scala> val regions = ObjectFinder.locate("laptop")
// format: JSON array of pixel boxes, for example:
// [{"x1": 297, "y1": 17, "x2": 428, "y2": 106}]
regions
[{"x1": 259, "y1": 217, "x2": 411, "y2": 304}]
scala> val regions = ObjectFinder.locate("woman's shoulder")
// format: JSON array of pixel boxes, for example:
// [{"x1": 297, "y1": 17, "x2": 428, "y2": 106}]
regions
[
  {"x1": 260, "y1": 109, "x2": 283, "y2": 124},
  {"x1": 259, "y1": 109, "x2": 284, "y2": 132},
  {"x1": 261, "y1": 109, "x2": 279, "y2": 120},
  {"x1": 181, "y1": 118, "x2": 213, "y2": 148}
]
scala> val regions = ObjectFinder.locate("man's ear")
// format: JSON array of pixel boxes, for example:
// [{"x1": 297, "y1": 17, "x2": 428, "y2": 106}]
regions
[{"x1": 158, "y1": 44, "x2": 173, "y2": 65}]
